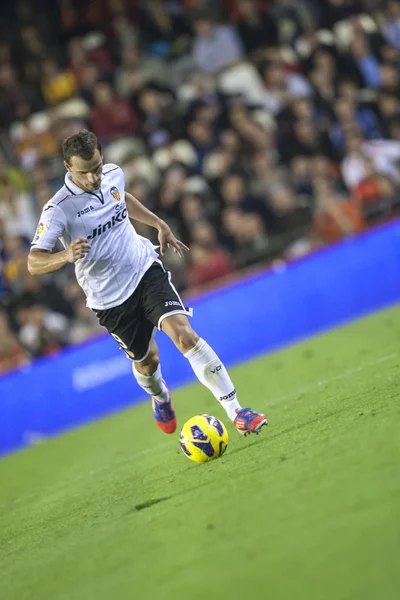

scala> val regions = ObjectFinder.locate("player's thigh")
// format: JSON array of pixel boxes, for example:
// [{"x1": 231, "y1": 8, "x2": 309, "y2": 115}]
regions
[
  {"x1": 110, "y1": 319, "x2": 156, "y2": 363},
  {"x1": 140, "y1": 262, "x2": 192, "y2": 330},
  {"x1": 94, "y1": 293, "x2": 156, "y2": 362},
  {"x1": 159, "y1": 313, "x2": 200, "y2": 353}
]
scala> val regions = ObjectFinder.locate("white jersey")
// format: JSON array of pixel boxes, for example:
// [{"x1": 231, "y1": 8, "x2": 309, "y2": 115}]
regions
[{"x1": 31, "y1": 163, "x2": 158, "y2": 310}]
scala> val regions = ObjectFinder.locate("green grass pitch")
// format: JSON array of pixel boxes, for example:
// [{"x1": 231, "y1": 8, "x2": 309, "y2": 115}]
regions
[{"x1": 1, "y1": 306, "x2": 400, "y2": 600}]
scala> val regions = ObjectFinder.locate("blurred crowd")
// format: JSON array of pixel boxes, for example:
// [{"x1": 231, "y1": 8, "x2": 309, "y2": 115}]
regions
[{"x1": 1, "y1": 0, "x2": 400, "y2": 373}]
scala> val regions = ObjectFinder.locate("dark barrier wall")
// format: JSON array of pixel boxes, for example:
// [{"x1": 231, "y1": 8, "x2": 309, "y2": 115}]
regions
[{"x1": 1, "y1": 221, "x2": 400, "y2": 456}]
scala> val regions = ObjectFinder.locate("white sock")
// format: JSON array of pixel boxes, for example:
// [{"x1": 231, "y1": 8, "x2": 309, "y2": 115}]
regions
[
  {"x1": 132, "y1": 363, "x2": 170, "y2": 403},
  {"x1": 184, "y1": 338, "x2": 241, "y2": 421}
]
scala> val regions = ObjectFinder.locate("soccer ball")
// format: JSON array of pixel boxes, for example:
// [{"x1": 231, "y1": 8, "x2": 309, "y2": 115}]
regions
[{"x1": 179, "y1": 414, "x2": 228, "y2": 463}]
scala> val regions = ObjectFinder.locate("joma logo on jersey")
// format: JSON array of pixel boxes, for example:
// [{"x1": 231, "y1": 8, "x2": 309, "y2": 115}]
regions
[
  {"x1": 110, "y1": 186, "x2": 120, "y2": 201},
  {"x1": 77, "y1": 206, "x2": 94, "y2": 217},
  {"x1": 87, "y1": 208, "x2": 127, "y2": 240}
]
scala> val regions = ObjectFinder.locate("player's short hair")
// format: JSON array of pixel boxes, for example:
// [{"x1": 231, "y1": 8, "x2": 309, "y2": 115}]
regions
[{"x1": 62, "y1": 129, "x2": 102, "y2": 164}]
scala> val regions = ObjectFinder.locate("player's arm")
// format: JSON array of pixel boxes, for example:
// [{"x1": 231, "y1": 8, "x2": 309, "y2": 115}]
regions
[
  {"x1": 28, "y1": 239, "x2": 91, "y2": 275},
  {"x1": 28, "y1": 203, "x2": 91, "y2": 275},
  {"x1": 125, "y1": 191, "x2": 189, "y2": 257}
]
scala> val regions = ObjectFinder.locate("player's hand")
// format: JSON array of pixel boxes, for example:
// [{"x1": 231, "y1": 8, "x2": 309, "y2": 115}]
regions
[
  {"x1": 157, "y1": 221, "x2": 189, "y2": 258},
  {"x1": 66, "y1": 238, "x2": 91, "y2": 263}
]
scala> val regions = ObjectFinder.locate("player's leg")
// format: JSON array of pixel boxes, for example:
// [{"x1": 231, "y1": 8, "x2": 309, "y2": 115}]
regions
[
  {"x1": 93, "y1": 282, "x2": 176, "y2": 433},
  {"x1": 140, "y1": 261, "x2": 266, "y2": 434},
  {"x1": 160, "y1": 314, "x2": 267, "y2": 435},
  {"x1": 133, "y1": 339, "x2": 176, "y2": 434},
  {"x1": 133, "y1": 339, "x2": 168, "y2": 400},
  {"x1": 160, "y1": 314, "x2": 238, "y2": 419}
]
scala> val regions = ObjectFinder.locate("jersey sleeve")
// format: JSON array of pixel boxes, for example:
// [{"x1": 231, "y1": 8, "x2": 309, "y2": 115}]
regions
[{"x1": 31, "y1": 204, "x2": 67, "y2": 251}]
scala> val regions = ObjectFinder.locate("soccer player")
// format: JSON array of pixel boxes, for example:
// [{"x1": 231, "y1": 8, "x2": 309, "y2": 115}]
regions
[{"x1": 28, "y1": 130, "x2": 267, "y2": 435}]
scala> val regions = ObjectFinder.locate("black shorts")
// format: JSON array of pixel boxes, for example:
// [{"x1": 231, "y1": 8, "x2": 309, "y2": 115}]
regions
[{"x1": 94, "y1": 262, "x2": 192, "y2": 362}]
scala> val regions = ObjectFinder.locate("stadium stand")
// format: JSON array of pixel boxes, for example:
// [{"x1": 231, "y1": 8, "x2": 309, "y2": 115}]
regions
[{"x1": 0, "y1": 0, "x2": 399, "y2": 372}]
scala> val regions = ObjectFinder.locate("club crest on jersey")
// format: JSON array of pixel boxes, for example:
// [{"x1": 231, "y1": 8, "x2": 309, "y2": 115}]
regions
[{"x1": 110, "y1": 186, "x2": 120, "y2": 201}]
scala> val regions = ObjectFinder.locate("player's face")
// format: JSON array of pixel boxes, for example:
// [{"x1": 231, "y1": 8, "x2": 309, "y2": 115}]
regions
[{"x1": 65, "y1": 149, "x2": 103, "y2": 192}]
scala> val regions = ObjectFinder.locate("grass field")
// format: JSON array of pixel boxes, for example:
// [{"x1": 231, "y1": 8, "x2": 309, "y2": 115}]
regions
[{"x1": 1, "y1": 307, "x2": 400, "y2": 600}]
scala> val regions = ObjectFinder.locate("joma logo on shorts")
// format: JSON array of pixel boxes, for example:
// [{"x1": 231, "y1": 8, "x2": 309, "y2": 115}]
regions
[
  {"x1": 87, "y1": 208, "x2": 127, "y2": 240},
  {"x1": 164, "y1": 301, "x2": 181, "y2": 307}
]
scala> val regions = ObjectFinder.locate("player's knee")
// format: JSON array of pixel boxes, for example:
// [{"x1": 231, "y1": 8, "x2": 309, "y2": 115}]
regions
[
  {"x1": 134, "y1": 351, "x2": 159, "y2": 376},
  {"x1": 175, "y1": 326, "x2": 199, "y2": 353}
]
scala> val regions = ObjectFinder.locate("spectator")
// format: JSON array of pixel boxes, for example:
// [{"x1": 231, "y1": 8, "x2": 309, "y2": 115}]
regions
[
  {"x1": 350, "y1": 28, "x2": 382, "y2": 89},
  {"x1": 22, "y1": 60, "x2": 46, "y2": 114},
  {"x1": 187, "y1": 119, "x2": 218, "y2": 172},
  {"x1": 190, "y1": 220, "x2": 219, "y2": 248},
  {"x1": 341, "y1": 131, "x2": 400, "y2": 190},
  {"x1": 376, "y1": 89, "x2": 400, "y2": 138},
  {"x1": 270, "y1": 0, "x2": 315, "y2": 43},
  {"x1": 139, "y1": 0, "x2": 191, "y2": 58},
  {"x1": 382, "y1": 0, "x2": 400, "y2": 50},
  {"x1": 78, "y1": 62, "x2": 100, "y2": 105},
  {"x1": 379, "y1": 62, "x2": 400, "y2": 91},
  {"x1": 17, "y1": 269, "x2": 75, "y2": 319},
  {"x1": 230, "y1": 105, "x2": 272, "y2": 151},
  {"x1": 268, "y1": 185, "x2": 312, "y2": 242},
  {"x1": 89, "y1": 81, "x2": 138, "y2": 143},
  {"x1": 16, "y1": 303, "x2": 68, "y2": 358},
  {"x1": 235, "y1": 0, "x2": 278, "y2": 56},
  {"x1": 219, "y1": 172, "x2": 274, "y2": 227},
  {"x1": 352, "y1": 157, "x2": 399, "y2": 224},
  {"x1": 137, "y1": 87, "x2": 178, "y2": 140},
  {"x1": 187, "y1": 242, "x2": 235, "y2": 293},
  {"x1": 68, "y1": 38, "x2": 88, "y2": 85},
  {"x1": 0, "y1": 175, "x2": 36, "y2": 239},
  {"x1": 113, "y1": 14, "x2": 139, "y2": 50},
  {"x1": 389, "y1": 114, "x2": 400, "y2": 140},
  {"x1": 179, "y1": 193, "x2": 207, "y2": 242},
  {"x1": 313, "y1": 178, "x2": 365, "y2": 243},
  {"x1": 41, "y1": 58, "x2": 78, "y2": 105},
  {"x1": 192, "y1": 13, "x2": 244, "y2": 73},
  {"x1": 330, "y1": 96, "x2": 382, "y2": 154},
  {"x1": 290, "y1": 155, "x2": 314, "y2": 197},
  {"x1": 115, "y1": 45, "x2": 168, "y2": 98},
  {"x1": 68, "y1": 297, "x2": 104, "y2": 344},
  {"x1": 156, "y1": 164, "x2": 188, "y2": 225},
  {"x1": 279, "y1": 117, "x2": 332, "y2": 163},
  {"x1": 320, "y1": 0, "x2": 361, "y2": 29},
  {"x1": 230, "y1": 212, "x2": 270, "y2": 269},
  {"x1": 19, "y1": 26, "x2": 46, "y2": 64},
  {"x1": 0, "y1": 309, "x2": 28, "y2": 374},
  {"x1": 3, "y1": 235, "x2": 30, "y2": 296},
  {"x1": 0, "y1": 64, "x2": 27, "y2": 126},
  {"x1": 250, "y1": 151, "x2": 287, "y2": 199},
  {"x1": 262, "y1": 55, "x2": 312, "y2": 116}
]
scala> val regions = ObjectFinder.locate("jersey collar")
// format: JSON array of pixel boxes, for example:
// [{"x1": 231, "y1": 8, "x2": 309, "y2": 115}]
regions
[{"x1": 64, "y1": 172, "x2": 89, "y2": 196}]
